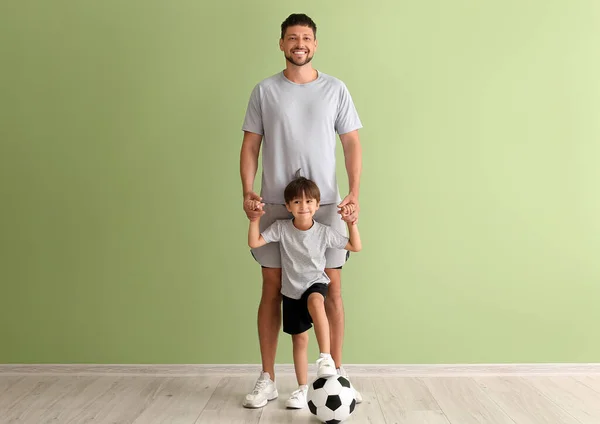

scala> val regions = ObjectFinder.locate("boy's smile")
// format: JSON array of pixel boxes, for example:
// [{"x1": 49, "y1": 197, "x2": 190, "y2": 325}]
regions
[{"x1": 286, "y1": 193, "x2": 319, "y2": 229}]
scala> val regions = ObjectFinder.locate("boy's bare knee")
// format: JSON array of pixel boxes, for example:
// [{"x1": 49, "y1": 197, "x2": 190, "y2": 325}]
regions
[
  {"x1": 292, "y1": 332, "x2": 309, "y2": 348},
  {"x1": 308, "y1": 292, "x2": 325, "y2": 305}
]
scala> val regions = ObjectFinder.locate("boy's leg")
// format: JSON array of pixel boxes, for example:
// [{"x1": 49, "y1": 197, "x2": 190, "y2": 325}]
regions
[
  {"x1": 284, "y1": 297, "x2": 311, "y2": 409},
  {"x1": 305, "y1": 287, "x2": 336, "y2": 378},
  {"x1": 306, "y1": 292, "x2": 330, "y2": 354},
  {"x1": 292, "y1": 332, "x2": 309, "y2": 386}
]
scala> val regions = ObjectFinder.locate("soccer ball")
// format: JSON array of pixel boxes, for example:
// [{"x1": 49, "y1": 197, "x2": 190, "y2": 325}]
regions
[{"x1": 307, "y1": 375, "x2": 356, "y2": 423}]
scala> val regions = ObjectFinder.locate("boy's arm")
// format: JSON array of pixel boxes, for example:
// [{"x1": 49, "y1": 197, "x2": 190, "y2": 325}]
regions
[
  {"x1": 248, "y1": 218, "x2": 268, "y2": 249},
  {"x1": 344, "y1": 222, "x2": 362, "y2": 252}
]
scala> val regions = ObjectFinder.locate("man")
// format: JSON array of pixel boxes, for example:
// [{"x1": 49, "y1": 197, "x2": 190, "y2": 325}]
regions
[{"x1": 240, "y1": 13, "x2": 363, "y2": 408}]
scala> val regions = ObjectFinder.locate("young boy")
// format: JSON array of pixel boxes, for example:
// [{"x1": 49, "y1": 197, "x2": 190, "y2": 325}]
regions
[{"x1": 247, "y1": 177, "x2": 362, "y2": 409}]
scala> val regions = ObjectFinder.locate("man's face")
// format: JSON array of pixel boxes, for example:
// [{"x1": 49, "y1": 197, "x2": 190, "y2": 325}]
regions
[{"x1": 279, "y1": 25, "x2": 317, "y2": 67}]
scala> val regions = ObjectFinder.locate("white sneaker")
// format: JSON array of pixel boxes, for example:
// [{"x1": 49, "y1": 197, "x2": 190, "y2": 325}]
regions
[
  {"x1": 285, "y1": 385, "x2": 308, "y2": 409},
  {"x1": 316, "y1": 354, "x2": 337, "y2": 378},
  {"x1": 338, "y1": 366, "x2": 363, "y2": 404},
  {"x1": 242, "y1": 372, "x2": 278, "y2": 408}
]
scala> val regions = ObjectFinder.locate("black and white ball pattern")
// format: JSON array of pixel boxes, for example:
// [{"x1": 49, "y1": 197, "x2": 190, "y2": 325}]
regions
[{"x1": 307, "y1": 375, "x2": 356, "y2": 423}]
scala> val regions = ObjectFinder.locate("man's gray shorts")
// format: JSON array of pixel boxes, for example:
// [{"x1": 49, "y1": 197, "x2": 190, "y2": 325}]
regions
[{"x1": 251, "y1": 203, "x2": 348, "y2": 269}]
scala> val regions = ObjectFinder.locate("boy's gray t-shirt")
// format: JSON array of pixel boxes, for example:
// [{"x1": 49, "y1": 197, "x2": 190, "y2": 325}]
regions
[
  {"x1": 242, "y1": 71, "x2": 363, "y2": 205},
  {"x1": 261, "y1": 219, "x2": 349, "y2": 299}
]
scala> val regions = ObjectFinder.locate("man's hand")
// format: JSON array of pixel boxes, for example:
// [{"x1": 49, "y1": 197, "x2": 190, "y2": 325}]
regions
[
  {"x1": 243, "y1": 191, "x2": 265, "y2": 221},
  {"x1": 338, "y1": 193, "x2": 359, "y2": 224}
]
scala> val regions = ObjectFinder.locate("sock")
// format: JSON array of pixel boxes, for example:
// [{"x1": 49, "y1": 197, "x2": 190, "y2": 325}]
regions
[{"x1": 319, "y1": 352, "x2": 332, "y2": 359}]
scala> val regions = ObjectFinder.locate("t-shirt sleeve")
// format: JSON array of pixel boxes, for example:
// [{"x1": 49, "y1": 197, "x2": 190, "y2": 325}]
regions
[
  {"x1": 261, "y1": 220, "x2": 282, "y2": 243},
  {"x1": 325, "y1": 226, "x2": 349, "y2": 250},
  {"x1": 335, "y1": 82, "x2": 363, "y2": 135},
  {"x1": 242, "y1": 84, "x2": 264, "y2": 135}
]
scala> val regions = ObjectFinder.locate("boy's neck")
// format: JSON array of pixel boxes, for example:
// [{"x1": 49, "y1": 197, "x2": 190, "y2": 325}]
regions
[{"x1": 293, "y1": 217, "x2": 314, "y2": 231}]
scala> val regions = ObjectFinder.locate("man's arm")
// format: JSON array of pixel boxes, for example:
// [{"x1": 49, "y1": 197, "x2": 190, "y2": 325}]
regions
[
  {"x1": 339, "y1": 130, "x2": 362, "y2": 198},
  {"x1": 240, "y1": 131, "x2": 265, "y2": 220},
  {"x1": 338, "y1": 130, "x2": 362, "y2": 223}
]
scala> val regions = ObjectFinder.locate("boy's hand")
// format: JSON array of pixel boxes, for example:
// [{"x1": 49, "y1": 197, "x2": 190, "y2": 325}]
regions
[
  {"x1": 339, "y1": 203, "x2": 358, "y2": 225},
  {"x1": 243, "y1": 192, "x2": 265, "y2": 221},
  {"x1": 338, "y1": 193, "x2": 359, "y2": 224}
]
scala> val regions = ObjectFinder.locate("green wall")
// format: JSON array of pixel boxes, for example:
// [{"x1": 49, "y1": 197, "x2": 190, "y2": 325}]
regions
[{"x1": 1, "y1": 0, "x2": 599, "y2": 364}]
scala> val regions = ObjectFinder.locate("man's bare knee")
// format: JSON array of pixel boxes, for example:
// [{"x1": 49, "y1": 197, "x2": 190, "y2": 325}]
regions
[
  {"x1": 324, "y1": 268, "x2": 343, "y2": 311},
  {"x1": 261, "y1": 268, "x2": 282, "y2": 303},
  {"x1": 325, "y1": 292, "x2": 343, "y2": 314}
]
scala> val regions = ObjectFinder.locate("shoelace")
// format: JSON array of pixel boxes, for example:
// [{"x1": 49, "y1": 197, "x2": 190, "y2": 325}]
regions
[
  {"x1": 316, "y1": 356, "x2": 332, "y2": 367},
  {"x1": 251, "y1": 378, "x2": 268, "y2": 395},
  {"x1": 289, "y1": 388, "x2": 306, "y2": 401}
]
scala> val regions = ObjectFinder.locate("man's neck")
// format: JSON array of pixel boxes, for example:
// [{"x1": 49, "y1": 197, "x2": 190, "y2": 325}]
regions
[{"x1": 283, "y1": 66, "x2": 318, "y2": 84}]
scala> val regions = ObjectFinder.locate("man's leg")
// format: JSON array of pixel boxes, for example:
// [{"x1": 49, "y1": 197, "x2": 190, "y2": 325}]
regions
[
  {"x1": 324, "y1": 268, "x2": 343, "y2": 368},
  {"x1": 324, "y1": 267, "x2": 363, "y2": 404},
  {"x1": 243, "y1": 267, "x2": 282, "y2": 408},
  {"x1": 258, "y1": 267, "x2": 282, "y2": 379}
]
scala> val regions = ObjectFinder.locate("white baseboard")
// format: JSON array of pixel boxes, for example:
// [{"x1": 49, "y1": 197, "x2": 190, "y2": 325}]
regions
[{"x1": 1, "y1": 363, "x2": 600, "y2": 377}]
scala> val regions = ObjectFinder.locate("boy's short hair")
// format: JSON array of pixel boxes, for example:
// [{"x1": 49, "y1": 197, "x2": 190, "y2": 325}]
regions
[{"x1": 284, "y1": 177, "x2": 321, "y2": 204}]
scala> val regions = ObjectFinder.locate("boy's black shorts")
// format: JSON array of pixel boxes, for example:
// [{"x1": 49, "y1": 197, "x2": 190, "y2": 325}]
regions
[{"x1": 282, "y1": 283, "x2": 329, "y2": 335}]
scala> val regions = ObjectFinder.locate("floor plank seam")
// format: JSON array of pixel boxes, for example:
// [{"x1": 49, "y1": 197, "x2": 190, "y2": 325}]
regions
[
  {"x1": 371, "y1": 377, "x2": 389, "y2": 424},
  {"x1": 574, "y1": 376, "x2": 600, "y2": 396},
  {"x1": 520, "y1": 376, "x2": 585, "y2": 424},
  {"x1": 473, "y1": 377, "x2": 520, "y2": 424}
]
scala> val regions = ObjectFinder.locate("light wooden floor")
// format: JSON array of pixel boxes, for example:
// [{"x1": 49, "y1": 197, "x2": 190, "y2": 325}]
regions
[{"x1": 1, "y1": 373, "x2": 600, "y2": 423}]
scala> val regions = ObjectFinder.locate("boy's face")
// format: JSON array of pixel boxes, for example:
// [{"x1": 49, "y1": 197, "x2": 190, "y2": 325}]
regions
[{"x1": 285, "y1": 193, "x2": 319, "y2": 220}]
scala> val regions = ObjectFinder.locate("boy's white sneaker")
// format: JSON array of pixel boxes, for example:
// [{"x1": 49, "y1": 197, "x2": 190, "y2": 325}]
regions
[
  {"x1": 242, "y1": 372, "x2": 278, "y2": 408},
  {"x1": 338, "y1": 366, "x2": 363, "y2": 404},
  {"x1": 285, "y1": 385, "x2": 308, "y2": 409},
  {"x1": 316, "y1": 354, "x2": 337, "y2": 378}
]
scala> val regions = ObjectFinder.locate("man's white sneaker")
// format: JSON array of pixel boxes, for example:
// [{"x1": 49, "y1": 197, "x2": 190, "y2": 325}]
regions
[
  {"x1": 316, "y1": 354, "x2": 337, "y2": 378},
  {"x1": 242, "y1": 372, "x2": 278, "y2": 408},
  {"x1": 285, "y1": 385, "x2": 308, "y2": 409},
  {"x1": 338, "y1": 366, "x2": 363, "y2": 404}
]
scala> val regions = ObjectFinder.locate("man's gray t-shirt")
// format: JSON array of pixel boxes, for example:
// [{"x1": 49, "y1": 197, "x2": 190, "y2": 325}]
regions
[
  {"x1": 262, "y1": 219, "x2": 349, "y2": 299},
  {"x1": 242, "y1": 71, "x2": 362, "y2": 205}
]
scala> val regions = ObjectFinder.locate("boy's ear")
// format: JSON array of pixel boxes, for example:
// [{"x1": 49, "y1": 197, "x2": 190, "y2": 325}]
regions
[{"x1": 285, "y1": 202, "x2": 292, "y2": 212}]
